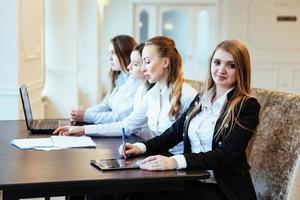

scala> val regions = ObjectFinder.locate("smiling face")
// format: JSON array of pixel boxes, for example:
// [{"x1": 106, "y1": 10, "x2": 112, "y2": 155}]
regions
[
  {"x1": 127, "y1": 50, "x2": 145, "y2": 80},
  {"x1": 211, "y1": 48, "x2": 237, "y2": 91},
  {"x1": 141, "y1": 44, "x2": 169, "y2": 84},
  {"x1": 108, "y1": 43, "x2": 122, "y2": 71}
]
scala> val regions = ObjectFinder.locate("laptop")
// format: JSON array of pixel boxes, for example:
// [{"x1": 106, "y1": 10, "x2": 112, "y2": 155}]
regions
[
  {"x1": 19, "y1": 85, "x2": 70, "y2": 134},
  {"x1": 90, "y1": 158, "x2": 142, "y2": 171}
]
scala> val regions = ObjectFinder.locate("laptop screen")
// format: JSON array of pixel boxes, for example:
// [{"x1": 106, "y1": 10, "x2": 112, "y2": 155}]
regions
[{"x1": 20, "y1": 85, "x2": 33, "y2": 129}]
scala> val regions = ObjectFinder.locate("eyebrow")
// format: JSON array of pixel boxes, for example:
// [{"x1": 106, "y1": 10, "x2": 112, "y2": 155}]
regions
[{"x1": 213, "y1": 58, "x2": 234, "y2": 63}]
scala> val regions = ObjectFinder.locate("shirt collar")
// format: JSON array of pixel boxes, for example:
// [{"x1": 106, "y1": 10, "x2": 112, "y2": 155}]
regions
[{"x1": 201, "y1": 86, "x2": 235, "y2": 108}]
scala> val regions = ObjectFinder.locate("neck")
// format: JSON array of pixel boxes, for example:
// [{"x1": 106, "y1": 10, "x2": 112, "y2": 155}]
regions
[
  {"x1": 215, "y1": 86, "x2": 230, "y2": 100},
  {"x1": 158, "y1": 78, "x2": 168, "y2": 91}
]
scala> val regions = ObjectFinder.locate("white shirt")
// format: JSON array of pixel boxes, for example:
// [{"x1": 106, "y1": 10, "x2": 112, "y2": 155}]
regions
[
  {"x1": 84, "y1": 82, "x2": 197, "y2": 155},
  {"x1": 83, "y1": 73, "x2": 141, "y2": 124},
  {"x1": 85, "y1": 84, "x2": 149, "y2": 136},
  {"x1": 172, "y1": 87, "x2": 233, "y2": 183}
]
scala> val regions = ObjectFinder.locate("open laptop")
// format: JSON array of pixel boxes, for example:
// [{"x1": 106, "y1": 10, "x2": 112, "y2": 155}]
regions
[
  {"x1": 19, "y1": 85, "x2": 70, "y2": 134},
  {"x1": 90, "y1": 158, "x2": 142, "y2": 171}
]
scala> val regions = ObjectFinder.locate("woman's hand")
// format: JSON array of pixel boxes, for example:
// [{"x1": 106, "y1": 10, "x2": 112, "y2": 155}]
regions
[
  {"x1": 118, "y1": 143, "x2": 143, "y2": 158},
  {"x1": 70, "y1": 106, "x2": 85, "y2": 122},
  {"x1": 140, "y1": 155, "x2": 178, "y2": 171},
  {"x1": 53, "y1": 126, "x2": 85, "y2": 136}
]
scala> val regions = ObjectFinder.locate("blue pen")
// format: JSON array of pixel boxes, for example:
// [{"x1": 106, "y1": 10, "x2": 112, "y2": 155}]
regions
[{"x1": 122, "y1": 127, "x2": 127, "y2": 159}]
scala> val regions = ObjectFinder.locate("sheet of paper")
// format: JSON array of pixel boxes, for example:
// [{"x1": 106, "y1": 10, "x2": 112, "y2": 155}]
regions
[
  {"x1": 10, "y1": 138, "x2": 53, "y2": 150},
  {"x1": 34, "y1": 146, "x2": 65, "y2": 151},
  {"x1": 10, "y1": 136, "x2": 96, "y2": 150},
  {"x1": 51, "y1": 136, "x2": 97, "y2": 148}
]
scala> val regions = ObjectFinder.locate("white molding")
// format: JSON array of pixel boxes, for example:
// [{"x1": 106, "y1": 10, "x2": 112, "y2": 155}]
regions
[
  {"x1": 130, "y1": 0, "x2": 218, "y2": 4},
  {"x1": 45, "y1": 66, "x2": 77, "y2": 75},
  {"x1": 26, "y1": 80, "x2": 44, "y2": 91},
  {"x1": 292, "y1": 68, "x2": 300, "y2": 90}
]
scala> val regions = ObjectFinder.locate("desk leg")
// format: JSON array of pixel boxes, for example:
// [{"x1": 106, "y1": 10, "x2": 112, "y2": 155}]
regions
[
  {"x1": 2, "y1": 191, "x2": 18, "y2": 200},
  {"x1": 113, "y1": 193, "x2": 118, "y2": 200},
  {"x1": 0, "y1": 190, "x2": 2, "y2": 200}
]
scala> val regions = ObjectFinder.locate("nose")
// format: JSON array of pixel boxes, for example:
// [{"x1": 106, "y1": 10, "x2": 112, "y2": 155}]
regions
[
  {"x1": 108, "y1": 53, "x2": 113, "y2": 61},
  {"x1": 141, "y1": 63, "x2": 147, "y2": 72},
  {"x1": 218, "y1": 62, "x2": 226, "y2": 73},
  {"x1": 127, "y1": 63, "x2": 132, "y2": 70}
]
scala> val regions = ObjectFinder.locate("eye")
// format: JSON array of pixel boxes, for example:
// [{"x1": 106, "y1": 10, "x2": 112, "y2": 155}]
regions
[
  {"x1": 213, "y1": 59, "x2": 221, "y2": 66},
  {"x1": 227, "y1": 63, "x2": 235, "y2": 69}
]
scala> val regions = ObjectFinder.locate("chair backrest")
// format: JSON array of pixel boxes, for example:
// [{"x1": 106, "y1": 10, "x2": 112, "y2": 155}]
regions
[
  {"x1": 250, "y1": 88, "x2": 300, "y2": 200},
  {"x1": 185, "y1": 79, "x2": 300, "y2": 200}
]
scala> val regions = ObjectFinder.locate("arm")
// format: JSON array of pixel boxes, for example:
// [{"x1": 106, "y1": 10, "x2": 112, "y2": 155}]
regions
[
  {"x1": 184, "y1": 97, "x2": 260, "y2": 170},
  {"x1": 84, "y1": 98, "x2": 148, "y2": 137},
  {"x1": 84, "y1": 93, "x2": 111, "y2": 123}
]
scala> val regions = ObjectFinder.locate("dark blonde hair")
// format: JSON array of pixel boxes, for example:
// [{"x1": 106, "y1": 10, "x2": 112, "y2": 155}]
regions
[
  {"x1": 145, "y1": 36, "x2": 184, "y2": 118},
  {"x1": 203, "y1": 39, "x2": 252, "y2": 138},
  {"x1": 109, "y1": 35, "x2": 137, "y2": 92}
]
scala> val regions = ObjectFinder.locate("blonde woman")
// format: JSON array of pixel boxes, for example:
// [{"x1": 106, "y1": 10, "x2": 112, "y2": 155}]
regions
[
  {"x1": 54, "y1": 36, "x2": 197, "y2": 155},
  {"x1": 121, "y1": 40, "x2": 260, "y2": 200}
]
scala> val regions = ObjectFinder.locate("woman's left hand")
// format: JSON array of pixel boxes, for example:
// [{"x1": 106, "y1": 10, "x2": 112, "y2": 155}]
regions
[{"x1": 140, "y1": 155, "x2": 177, "y2": 171}]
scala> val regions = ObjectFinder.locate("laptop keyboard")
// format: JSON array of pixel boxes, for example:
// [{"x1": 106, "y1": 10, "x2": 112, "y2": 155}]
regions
[{"x1": 32, "y1": 120, "x2": 58, "y2": 129}]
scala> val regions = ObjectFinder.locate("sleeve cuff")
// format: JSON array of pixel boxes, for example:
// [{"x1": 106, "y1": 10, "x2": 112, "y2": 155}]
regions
[
  {"x1": 83, "y1": 111, "x2": 96, "y2": 123},
  {"x1": 133, "y1": 142, "x2": 146, "y2": 154},
  {"x1": 172, "y1": 155, "x2": 187, "y2": 169},
  {"x1": 84, "y1": 125, "x2": 101, "y2": 135}
]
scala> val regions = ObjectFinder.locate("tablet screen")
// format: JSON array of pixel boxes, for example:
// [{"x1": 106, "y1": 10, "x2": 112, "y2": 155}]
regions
[{"x1": 91, "y1": 158, "x2": 141, "y2": 171}]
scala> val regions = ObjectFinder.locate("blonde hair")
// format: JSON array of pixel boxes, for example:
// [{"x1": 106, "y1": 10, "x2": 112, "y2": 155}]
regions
[
  {"x1": 203, "y1": 39, "x2": 253, "y2": 139},
  {"x1": 109, "y1": 35, "x2": 137, "y2": 92},
  {"x1": 145, "y1": 36, "x2": 184, "y2": 118}
]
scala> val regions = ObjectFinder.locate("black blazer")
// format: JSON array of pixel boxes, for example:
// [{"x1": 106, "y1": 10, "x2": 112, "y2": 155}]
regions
[{"x1": 143, "y1": 89, "x2": 261, "y2": 200}]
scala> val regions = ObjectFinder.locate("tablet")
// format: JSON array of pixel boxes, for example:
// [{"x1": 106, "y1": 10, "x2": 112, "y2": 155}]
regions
[{"x1": 90, "y1": 158, "x2": 141, "y2": 171}]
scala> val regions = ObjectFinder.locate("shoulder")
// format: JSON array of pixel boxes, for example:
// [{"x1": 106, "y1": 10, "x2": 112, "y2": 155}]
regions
[
  {"x1": 240, "y1": 96, "x2": 261, "y2": 110},
  {"x1": 180, "y1": 83, "x2": 198, "y2": 102}
]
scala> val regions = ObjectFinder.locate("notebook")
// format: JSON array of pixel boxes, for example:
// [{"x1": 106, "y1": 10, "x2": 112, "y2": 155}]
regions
[
  {"x1": 19, "y1": 85, "x2": 70, "y2": 134},
  {"x1": 90, "y1": 158, "x2": 142, "y2": 171}
]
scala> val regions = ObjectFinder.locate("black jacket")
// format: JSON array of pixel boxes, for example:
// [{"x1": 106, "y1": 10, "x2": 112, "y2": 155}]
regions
[{"x1": 143, "y1": 89, "x2": 261, "y2": 200}]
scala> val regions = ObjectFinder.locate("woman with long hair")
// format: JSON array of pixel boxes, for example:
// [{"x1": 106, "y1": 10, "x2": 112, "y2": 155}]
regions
[{"x1": 69, "y1": 35, "x2": 139, "y2": 124}]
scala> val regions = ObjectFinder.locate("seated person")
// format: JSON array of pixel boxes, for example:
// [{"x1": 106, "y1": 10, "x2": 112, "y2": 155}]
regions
[{"x1": 70, "y1": 35, "x2": 139, "y2": 124}]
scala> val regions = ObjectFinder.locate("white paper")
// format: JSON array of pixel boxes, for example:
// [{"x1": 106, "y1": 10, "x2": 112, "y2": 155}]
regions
[
  {"x1": 51, "y1": 136, "x2": 97, "y2": 148},
  {"x1": 10, "y1": 138, "x2": 53, "y2": 149},
  {"x1": 10, "y1": 136, "x2": 96, "y2": 150}
]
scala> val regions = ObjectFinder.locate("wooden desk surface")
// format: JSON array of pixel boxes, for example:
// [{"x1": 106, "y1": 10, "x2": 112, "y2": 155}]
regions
[{"x1": 0, "y1": 120, "x2": 209, "y2": 199}]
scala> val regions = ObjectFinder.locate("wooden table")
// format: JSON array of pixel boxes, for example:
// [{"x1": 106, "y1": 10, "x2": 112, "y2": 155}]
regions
[{"x1": 0, "y1": 120, "x2": 209, "y2": 199}]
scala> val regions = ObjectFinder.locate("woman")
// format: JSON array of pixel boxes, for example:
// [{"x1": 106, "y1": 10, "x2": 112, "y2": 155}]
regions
[
  {"x1": 54, "y1": 36, "x2": 197, "y2": 155},
  {"x1": 121, "y1": 39, "x2": 260, "y2": 200},
  {"x1": 70, "y1": 35, "x2": 139, "y2": 124}
]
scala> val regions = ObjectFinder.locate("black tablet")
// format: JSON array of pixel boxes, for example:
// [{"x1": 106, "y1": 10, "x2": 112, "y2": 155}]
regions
[{"x1": 90, "y1": 158, "x2": 141, "y2": 171}]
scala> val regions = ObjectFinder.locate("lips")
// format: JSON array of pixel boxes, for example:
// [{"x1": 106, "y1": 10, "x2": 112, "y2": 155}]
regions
[{"x1": 216, "y1": 75, "x2": 227, "y2": 80}]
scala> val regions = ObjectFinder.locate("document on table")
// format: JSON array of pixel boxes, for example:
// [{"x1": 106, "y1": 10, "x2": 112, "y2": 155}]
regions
[{"x1": 10, "y1": 136, "x2": 97, "y2": 151}]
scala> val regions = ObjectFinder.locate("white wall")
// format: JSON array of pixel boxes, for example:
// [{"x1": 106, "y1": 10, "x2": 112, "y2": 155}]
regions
[
  {"x1": 0, "y1": 0, "x2": 19, "y2": 120},
  {"x1": 0, "y1": 0, "x2": 44, "y2": 120},
  {"x1": 219, "y1": 0, "x2": 300, "y2": 93}
]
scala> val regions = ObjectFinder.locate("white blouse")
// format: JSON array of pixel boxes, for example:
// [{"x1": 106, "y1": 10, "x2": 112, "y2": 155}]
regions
[
  {"x1": 172, "y1": 87, "x2": 233, "y2": 183},
  {"x1": 84, "y1": 82, "x2": 197, "y2": 155},
  {"x1": 83, "y1": 73, "x2": 141, "y2": 124}
]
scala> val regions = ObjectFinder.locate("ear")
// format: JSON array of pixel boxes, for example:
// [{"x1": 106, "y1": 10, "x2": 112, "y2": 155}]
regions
[{"x1": 163, "y1": 57, "x2": 170, "y2": 69}]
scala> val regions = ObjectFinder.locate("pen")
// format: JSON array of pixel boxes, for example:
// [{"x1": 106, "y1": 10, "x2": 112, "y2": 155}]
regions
[{"x1": 122, "y1": 127, "x2": 127, "y2": 159}]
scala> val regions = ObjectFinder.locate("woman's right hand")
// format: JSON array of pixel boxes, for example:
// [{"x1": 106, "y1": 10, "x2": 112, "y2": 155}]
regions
[
  {"x1": 118, "y1": 143, "x2": 143, "y2": 158},
  {"x1": 53, "y1": 126, "x2": 85, "y2": 136}
]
